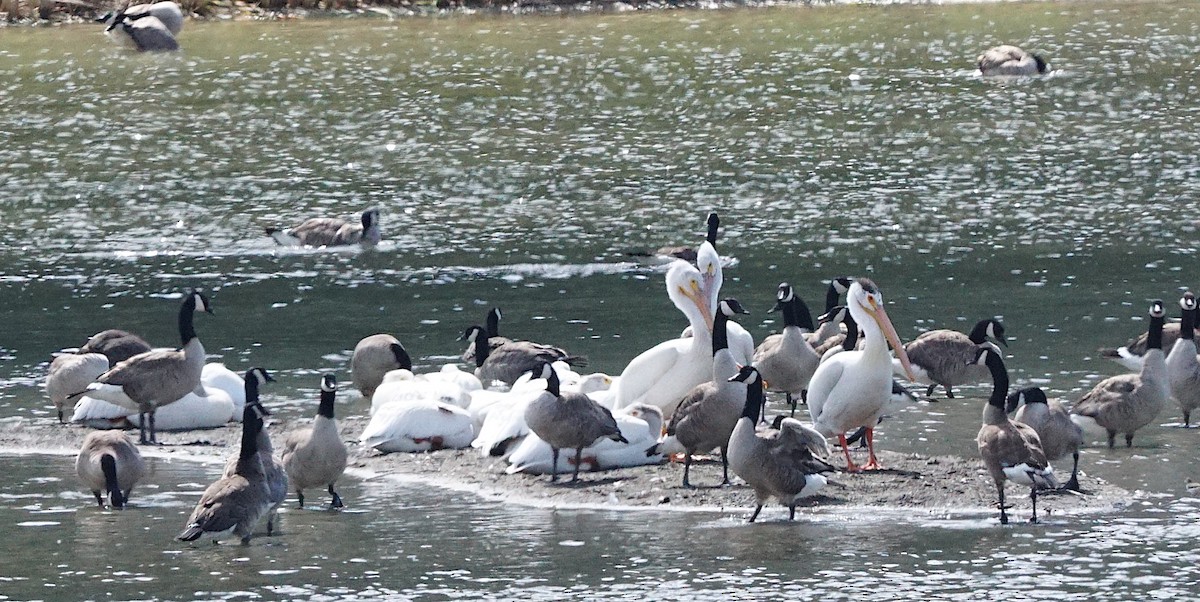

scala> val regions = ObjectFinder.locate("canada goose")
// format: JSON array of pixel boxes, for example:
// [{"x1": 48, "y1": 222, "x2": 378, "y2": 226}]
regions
[
  {"x1": 975, "y1": 347, "x2": 1058, "y2": 524},
  {"x1": 75, "y1": 430, "x2": 146, "y2": 509},
  {"x1": 1100, "y1": 322, "x2": 1190, "y2": 371},
  {"x1": 82, "y1": 290, "x2": 213, "y2": 444},
  {"x1": 805, "y1": 277, "x2": 853, "y2": 347},
  {"x1": 726, "y1": 365, "x2": 835, "y2": 523},
  {"x1": 627, "y1": 212, "x2": 721, "y2": 264},
  {"x1": 221, "y1": 368, "x2": 285, "y2": 535},
  {"x1": 807, "y1": 279, "x2": 915, "y2": 472},
  {"x1": 814, "y1": 304, "x2": 860, "y2": 362},
  {"x1": 97, "y1": 1, "x2": 183, "y2": 35},
  {"x1": 460, "y1": 308, "x2": 513, "y2": 363},
  {"x1": 753, "y1": 283, "x2": 821, "y2": 416},
  {"x1": 103, "y1": 8, "x2": 178, "y2": 52},
  {"x1": 71, "y1": 361, "x2": 240, "y2": 430},
  {"x1": 46, "y1": 352, "x2": 108, "y2": 422},
  {"x1": 612, "y1": 261, "x2": 713, "y2": 415},
  {"x1": 506, "y1": 403, "x2": 665, "y2": 474},
  {"x1": 265, "y1": 208, "x2": 381, "y2": 247},
  {"x1": 1008, "y1": 386, "x2": 1084, "y2": 491},
  {"x1": 1072, "y1": 300, "x2": 1170, "y2": 448},
  {"x1": 649, "y1": 299, "x2": 749, "y2": 487},
  {"x1": 350, "y1": 334, "x2": 413, "y2": 398},
  {"x1": 281, "y1": 375, "x2": 348, "y2": 508},
  {"x1": 900, "y1": 318, "x2": 1007, "y2": 399},
  {"x1": 524, "y1": 363, "x2": 628, "y2": 483},
  {"x1": 177, "y1": 402, "x2": 271, "y2": 544},
  {"x1": 79, "y1": 329, "x2": 153, "y2": 366},
  {"x1": 977, "y1": 45, "x2": 1050, "y2": 76},
  {"x1": 461, "y1": 325, "x2": 584, "y2": 388},
  {"x1": 1165, "y1": 292, "x2": 1200, "y2": 426}
]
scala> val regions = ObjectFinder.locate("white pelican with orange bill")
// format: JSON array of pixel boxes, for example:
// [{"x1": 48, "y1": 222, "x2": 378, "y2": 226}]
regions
[{"x1": 807, "y1": 278, "x2": 916, "y2": 472}]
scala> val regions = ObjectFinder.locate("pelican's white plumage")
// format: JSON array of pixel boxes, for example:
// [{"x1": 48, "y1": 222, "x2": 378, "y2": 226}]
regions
[
  {"x1": 72, "y1": 362, "x2": 244, "y2": 431},
  {"x1": 369, "y1": 369, "x2": 472, "y2": 415},
  {"x1": 359, "y1": 400, "x2": 475, "y2": 453},
  {"x1": 695, "y1": 239, "x2": 755, "y2": 365},
  {"x1": 201, "y1": 363, "x2": 247, "y2": 421},
  {"x1": 505, "y1": 403, "x2": 665, "y2": 474}
]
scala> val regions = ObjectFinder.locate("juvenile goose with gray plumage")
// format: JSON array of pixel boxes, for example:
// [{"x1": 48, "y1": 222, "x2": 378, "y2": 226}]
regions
[
  {"x1": 753, "y1": 284, "x2": 820, "y2": 416},
  {"x1": 266, "y1": 208, "x2": 381, "y2": 247},
  {"x1": 350, "y1": 334, "x2": 413, "y2": 399},
  {"x1": 462, "y1": 325, "x2": 585, "y2": 387},
  {"x1": 1072, "y1": 300, "x2": 1170, "y2": 448},
  {"x1": 222, "y1": 368, "x2": 286, "y2": 534},
  {"x1": 976, "y1": 347, "x2": 1057, "y2": 524},
  {"x1": 1165, "y1": 292, "x2": 1200, "y2": 426},
  {"x1": 75, "y1": 430, "x2": 146, "y2": 509},
  {"x1": 899, "y1": 318, "x2": 1007, "y2": 399},
  {"x1": 281, "y1": 374, "x2": 348, "y2": 508},
  {"x1": 524, "y1": 363, "x2": 627, "y2": 483},
  {"x1": 82, "y1": 290, "x2": 213, "y2": 444}
]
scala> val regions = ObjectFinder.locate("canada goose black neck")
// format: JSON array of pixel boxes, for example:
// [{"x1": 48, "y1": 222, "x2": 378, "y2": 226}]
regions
[
  {"x1": 544, "y1": 366, "x2": 561, "y2": 398},
  {"x1": 390, "y1": 343, "x2": 413, "y2": 371},
  {"x1": 318, "y1": 379, "x2": 337, "y2": 419},
  {"x1": 825, "y1": 283, "x2": 840, "y2": 313},
  {"x1": 705, "y1": 212, "x2": 720, "y2": 245},
  {"x1": 968, "y1": 319, "x2": 992, "y2": 344},
  {"x1": 486, "y1": 308, "x2": 502, "y2": 338},
  {"x1": 1180, "y1": 294, "x2": 1196, "y2": 341},
  {"x1": 1148, "y1": 301, "x2": 1165, "y2": 350},
  {"x1": 842, "y1": 310, "x2": 859, "y2": 351},
  {"x1": 732, "y1": 367, "x2": 763, "y2": 422},
  {"x1": 775, "y1": 285, "x2": 815, "y2": 332},
  {"x1": 179, "y1": 295, "x2": 197, "y2": 345},
  {"x1": 1033, "y1": 54, "x2": 1049, "y2": 74},
  {"x1": 468, "y1": 326, "x2": 489, "y2": 368},
  {"x1": 712, "y1": 307, "x2": 730, "y2": 356},
  {"x1": 100, "y1": 454, "x2": 125, "y2": 508},
  {"x1": 239, "y1": 404, "x2": 264, "y2": 461},
  {"x1": 983, "y1": 350, "x2": 1009, "y2": 410}
]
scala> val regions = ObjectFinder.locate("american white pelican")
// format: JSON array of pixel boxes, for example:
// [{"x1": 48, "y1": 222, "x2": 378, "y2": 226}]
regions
[
  {"x1": 359, "y1": 399, "x2": 475, "y2": 453},
  {"x1": 898, "y1": 318, "x2": 1006, "y2": 398},
  {"x1": 694, "y1": 225, "x2": 754, "y2": 365},
  {"x1": 807, "y1": 278, "x2": 915, "y2": 472}
]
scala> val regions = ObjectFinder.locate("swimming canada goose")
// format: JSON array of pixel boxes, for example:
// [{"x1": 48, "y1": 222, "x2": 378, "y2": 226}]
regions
[
  {"x1": 727, "y1": 365, "x2": 834, "y2": 523},
  {"x1": 975, "y1": 347, "x2": 1058, "y2": 524},
  {"x1": 221, "y1": 368, "x2": 286, "y2": 535},
  {"x1": 1072, "y1": 300, "x2": 1170, "y2": 448},
  {"x1": 1165, "y1": 292, "x2": 1200, "y2": 426},
  {"x1": 977, "y1": 45, "x2": 1050, "y2": 76},
  {"x1": 628, "y1": 211, "x2": 721, "y2": 264},
  {"x1": 281, "y1": 374, "x2": 349, "y2": 508},
  {"x1": 177, "y1": 402, "x2": 271, "y2": 544},
  {"x1": 461, "y1": 308, "x2": 514, "y2": 363},
  {"x1": 900, "y1": 318, "x2": 1007, "y2": 399},
  {"x1": 524, "y1": 363, "x2": 628, "y2": 483},
  {"x1": 805, "y1": 277, "x2": 853, "y2": 347},
  {"x1": 46, "y1": 352, "x2": 109, "y2": 422},
  {"x1": 461, "y1": 325, "x2": 585, "y2": 388},
  {"x1": 97, "y1": 1, "x2": 183, "y2": 35},
  {"x1": 82, "y1": 290, "x2": 213, "y2": 444},
  {"x1": 807, "y1": 279, "x2": 916, "y2": 472},
  {"x1": 753, "y1": 284, "x2": 821, "y2": 416},
  {"x1": 103, "y1": 7, "x2": 179, "y2": 52},
  {"x1": 266, "y1": 208, "x2": 381, "y2": 247},
  {"x1": 78, "y1": 329, "x2": 153, "y2": 366},
  {"x1": 75, "y1": 430, "x2": 146, "y2": 509},
  {"x1": 650, "y1": 299, "x2": 749, "y2": 487},
  {"x1": 612, "y1": 261, "x2": 714, "y2": 415},
  {"x1": 506, "y1": 403, "x2": 665, "y2": 475},
  {"x1": 1008, "y1": 386, "x2": 1084, "y2": 491},
  {"x1": 350, "y1": 334, "x2": 413, "y2": 398}
]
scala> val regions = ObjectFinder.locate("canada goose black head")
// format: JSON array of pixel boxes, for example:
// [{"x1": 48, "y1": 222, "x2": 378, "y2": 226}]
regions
[
  {"x1": 1033, "y1": 53, "x2": 1050, "y2": 74},
  {"x1": 1004, "y1": 385, "x2": 1047, "y2": 414},
  {"x1": 704, "y1": 212, "x2": 720, "y2": 245}
]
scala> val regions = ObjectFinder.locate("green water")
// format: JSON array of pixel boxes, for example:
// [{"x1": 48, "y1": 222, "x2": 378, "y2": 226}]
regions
[{"x1": 2, "y1": 0, "x2": 1200, "y2": 598}]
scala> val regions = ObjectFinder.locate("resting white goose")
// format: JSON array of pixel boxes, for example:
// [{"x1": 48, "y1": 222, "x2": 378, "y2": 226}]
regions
[
  {"x1": 611, "y1": 261, "x2": 713, "y2": 415},
  {"x1": 506, "y1": 403, "x2": 664, "y2": 475},
  {"x1": 807, "y1": 278, "x2": 915, "y2": 472}
]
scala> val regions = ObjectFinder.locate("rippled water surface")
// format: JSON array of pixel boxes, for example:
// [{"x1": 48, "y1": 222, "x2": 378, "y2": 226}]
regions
[{"x1": 2, "y1": 0, "x2": 1200, "y2": 598}]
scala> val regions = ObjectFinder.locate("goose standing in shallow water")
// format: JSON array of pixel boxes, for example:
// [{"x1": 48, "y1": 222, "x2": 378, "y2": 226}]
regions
[
  {"x1": 524, "y1": 363, "x2": 627, "y2": 483},
  {"x1": 46, "y1": 353, "x2": 109, "y2": 423},
  {"x1": 977, "y1": 45, "x2": 1050, "y2": 76},
  {"x1": 1100, "y1": 322, "x2": 1189, "y2": 371},
  {"x1": 350, "y1": 334, "x2": 413, "y2": 399},
  {"x1": 807, "y1": 278, "x2": 915, "y2": 472},
  {"x1": 177, "y1": 402, "x2": 271, "y2": 544},
  {"x1": 753, "y1": 283, "x2": 821, "y2": 416},
  {"x1": 282, "y1": 375, "x2": 349, "y2": 508},
  {"x1": 1008, "y1": 386, "x2": 1083, "y2": 491},
  {"x1": 266, "y1": 208, "x2": 381, "y2": 247},
  {"x1": 82, "y1": 290, "x2": 213, "y2": 444},
  {"x1": 1071, "y1": 300, "x2": 1170, "y2": 448},
  {"x1": 1165, "y1": 292, "x2": 1200, "y2": 426},
  {"x1": 976, "y1": 347, "x2": 1057, "y2": 524},
  {"x1": 75, "y1": 430, "x2": 145, "y2": 509},
  {"x1": 899, "y1": 318, "x2": 1007, "y2": 399},
  {"x1": 222, "y1": 368, "x2": 286, "y2": 534},
  {"x1": 727, "y1": 366, "x2": 834, "y2": 523}
]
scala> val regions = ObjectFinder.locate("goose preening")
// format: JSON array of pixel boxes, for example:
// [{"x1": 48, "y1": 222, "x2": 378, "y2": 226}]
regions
[
  {"x1": 1071, "y1": 300, "x2": 1170, "y2": 448},
  {"x1": 81, "y1": 290, "x2": 213, "y2": 444},
  {"x1": 282, "y1": 375, "x2": 349, "y2": 509},
  {"x1": 266, "y1": 208, "x2": 381, "y2": 247},
  {"x1": 177, "y1": 402, "x2": 271, "y2": 545},
  {"x1": 753, "y1": 283, "x2": 821, "y2": 417},
  {"x1": 78, "y1": 329, "x2": 152, "y2": 366},
  {"x1": 461, "y1": 324, "x2": 585, "y2": 388},
  {"x1": 1165, "y1": 292, "x2": 1200, "y2": 426},
  {"x1": 1008, "y1": 386, "x2": 1083, "y2": 492},
  {"x1": 524, "y1": 363, "x2": 628, "y2": 483},
  {"x1": 46, "y1": 352, "x2": 109, "y2": 423},
  {"x1": 102, "y1": 6, "x2": 179, "y2": 52},
  {"x1": 806, "y1": 277, "x2": 853, "y2": 348},
  {"x1": 726, "y1": 366, "x2": 835, "y2": 523},
  {"x1": 649, "y1": 299, "x2": 748, "y2": 487},
  {"x1": 506, "y1": 403, "x2": 664, "y2": 475},
  {"x1": 977, "y1": 45, "x2": 1050, "y2": 76},
  {"x1": 350, "y1": 334, "x2": 413, "y2": 399},
  {"x1": 976, "y1": 347, "x2": 1058, "y2": 524},
  {"x1": 221, "y1": 368, "x2": 286, "y2": 534},
  {"x1": 1099, "y1": 322, "x2": 1189, "y2": 371},
  {"x1": 97, "y1": 1, "x2": 183, "y2": 35},
  {"x1": 807, "y1": 278, "x2": 915, "y2": 472},
  {"x1": 612, "y1": 260, "x2": 713, "y2": 416},
  {"x1": 898, "y1": 318, "x2": 1007, "y2": 399},
  {"x1": 75, "y1": 430, "x2": 145, "y2": 509},
  {"x1": 460, "y1": 308, "x2": 513, "y2": 363}
]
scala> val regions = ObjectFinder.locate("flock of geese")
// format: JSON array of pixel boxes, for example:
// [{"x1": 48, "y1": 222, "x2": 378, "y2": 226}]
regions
[{"x1": 47, "y1": 209, "x2": 1197, "y2": 533}]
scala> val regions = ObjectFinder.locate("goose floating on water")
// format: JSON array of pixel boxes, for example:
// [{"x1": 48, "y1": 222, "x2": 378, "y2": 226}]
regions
[
  {"x1": 977, "y1": 45, "x2": 1050, "y2": 76},
  {"x1": 266, "y1": 208, "x2": 381, "y2": 247}
]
